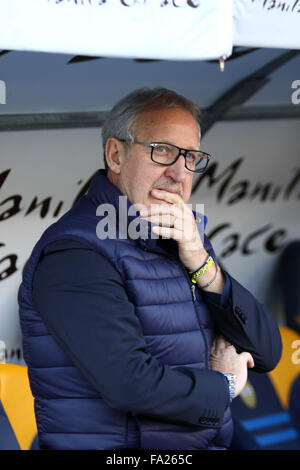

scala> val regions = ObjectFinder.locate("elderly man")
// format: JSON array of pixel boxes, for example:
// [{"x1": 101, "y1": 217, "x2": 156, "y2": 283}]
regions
[{"x1": 18, "y1": 88, "x2": 282, "y2": 450}]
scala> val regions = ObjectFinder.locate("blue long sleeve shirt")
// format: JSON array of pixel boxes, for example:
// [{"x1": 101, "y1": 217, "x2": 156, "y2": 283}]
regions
[{"x1": 32, "y1": 238, "x2": 282, "y2": 426}]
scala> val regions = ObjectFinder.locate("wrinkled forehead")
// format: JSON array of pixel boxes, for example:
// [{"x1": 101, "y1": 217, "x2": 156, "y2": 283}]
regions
[{"x1": 132, "y1": 107, "x2": 201, "y2": 145}]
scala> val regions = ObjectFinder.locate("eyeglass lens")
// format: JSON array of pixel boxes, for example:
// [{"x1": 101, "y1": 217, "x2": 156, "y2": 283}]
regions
[{"x1": 151, "y1": 143, "x2": 208, "y2": 172}]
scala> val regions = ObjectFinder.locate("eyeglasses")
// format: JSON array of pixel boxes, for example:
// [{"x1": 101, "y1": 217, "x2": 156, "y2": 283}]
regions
[{"x1": 120, "y1": 140, "x2": 212, "y2": 173}]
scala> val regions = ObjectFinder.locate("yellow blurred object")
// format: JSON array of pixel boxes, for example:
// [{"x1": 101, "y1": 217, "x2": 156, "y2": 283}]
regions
[
  {"x1": 268, "y1": 326, "x2": 300, "y2": 410},
  {"x1": 0, "y1": 364, "x2": 37, "y2": 450}
]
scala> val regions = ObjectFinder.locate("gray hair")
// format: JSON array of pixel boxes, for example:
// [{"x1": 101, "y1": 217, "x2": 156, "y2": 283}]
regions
[{"x1": 102, "y1": 87, "x2": 201, "y2": 170}]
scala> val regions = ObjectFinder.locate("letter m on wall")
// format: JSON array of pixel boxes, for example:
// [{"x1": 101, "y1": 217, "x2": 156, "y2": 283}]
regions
[{"x1": 0, "y1": 80, "x2": 6, "y2": 104}]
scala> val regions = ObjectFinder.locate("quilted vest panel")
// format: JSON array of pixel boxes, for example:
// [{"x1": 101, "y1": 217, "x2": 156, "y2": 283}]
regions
[{"x1": 18, "y1": 170, "x2": 232, "y2": 450}]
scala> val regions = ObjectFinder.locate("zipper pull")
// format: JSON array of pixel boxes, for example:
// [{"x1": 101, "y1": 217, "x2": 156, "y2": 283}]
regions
[{"x1": 191, "y1": 284, "x2": 196, "y2": 302}]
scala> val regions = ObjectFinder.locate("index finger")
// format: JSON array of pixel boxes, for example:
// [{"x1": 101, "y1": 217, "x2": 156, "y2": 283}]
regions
[
  {"x1": 240, "y1": 352, "x2": 255, "y2": 369},
  {"x1": 151, "y1": 188, "x2": 184, "y2": 206},
  {"x1": 140, "y1": 203, "x2": 183, "y2": 218}
]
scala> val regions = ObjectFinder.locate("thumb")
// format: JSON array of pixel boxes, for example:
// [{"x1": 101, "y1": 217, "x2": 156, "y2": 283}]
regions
[{"x1": 240, "y1": 351, "x2": 255, "y2": 369}]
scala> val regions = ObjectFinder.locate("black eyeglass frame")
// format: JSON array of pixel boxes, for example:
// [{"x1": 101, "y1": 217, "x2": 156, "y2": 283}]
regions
[{"x1": 119, "y1": 139, "x2": 212, "y2": 174}]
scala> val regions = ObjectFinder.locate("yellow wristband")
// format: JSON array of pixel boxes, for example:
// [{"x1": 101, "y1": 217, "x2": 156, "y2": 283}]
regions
[{"x1": 189, "y1": 256, "x2": 214, "y2": 284}]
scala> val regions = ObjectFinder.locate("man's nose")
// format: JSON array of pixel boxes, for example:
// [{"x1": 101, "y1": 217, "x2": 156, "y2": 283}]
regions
[{"x1": 164, "y1": 154, "x2": 187, "y2": 182}]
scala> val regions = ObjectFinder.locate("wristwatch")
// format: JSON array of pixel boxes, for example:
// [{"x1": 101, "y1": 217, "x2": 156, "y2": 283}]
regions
[{"x1": 223, "y1": 373, "x2": 236, "y2": 403}]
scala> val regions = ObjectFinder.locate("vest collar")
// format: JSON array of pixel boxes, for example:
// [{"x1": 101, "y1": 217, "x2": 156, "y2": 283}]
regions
[{"x1": 86, "y1": 169, "x2": 158, "y2": 249}]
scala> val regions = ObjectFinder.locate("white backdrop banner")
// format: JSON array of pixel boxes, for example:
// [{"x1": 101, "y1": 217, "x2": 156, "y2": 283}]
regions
[
  {"x1": 1, "y1": 121, "x2": 299, "y2": 364},
  {"x1": 233, "y1": 0, "x2": 300, "y2": 49},
  {"x1": 0, "y1": 0, "x2": 233, "y2": 60}
]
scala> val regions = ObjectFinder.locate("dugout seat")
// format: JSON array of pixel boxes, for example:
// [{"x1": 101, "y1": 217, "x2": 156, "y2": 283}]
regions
[
  {"x1": 280, "y1": 241, "x2": 300, "y2": 335},
  {"x1": 268, "y1": 326, "x2": 300, "y2": 412},
  {"x1": 0, "y1": 363, "x2": 38, "y2": 450},
  {"x1": 230, "y1": 326, "x2": 300, "y2": 450},
  {"x1": 290, "y1": 375, "x2": 300, "y2": 429}
]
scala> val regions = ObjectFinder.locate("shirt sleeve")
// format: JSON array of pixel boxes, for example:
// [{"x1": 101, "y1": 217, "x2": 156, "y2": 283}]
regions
[
  {"x1": 33, "y1": 239, "x2": 230, "y2": 429},
  {"x1": 201, "y1": 271, "x2": 232, "y2": 308},
  {"x1": 200, "y1": 236, "x2": 282, "y2": 372}
]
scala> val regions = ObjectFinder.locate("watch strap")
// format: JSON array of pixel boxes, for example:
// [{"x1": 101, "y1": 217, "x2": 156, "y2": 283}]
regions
[{"x1": 223, "y1": 372, "x2": 236, "y2": 403}]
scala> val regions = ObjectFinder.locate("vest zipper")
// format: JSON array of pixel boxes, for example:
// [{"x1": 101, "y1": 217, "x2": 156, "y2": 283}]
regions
[
  {"x1": 180, "y1": 262, "x2": 210, "y2": 370},
  {"x1": 141, "y1": 243, "x2": 209, "y2": 366},
  {"x1": 191, "y1": 284, "x2": 196, "y2": 302},
  {"x1": 142, "y1": 244, "x2": 196, "y2": 304}
]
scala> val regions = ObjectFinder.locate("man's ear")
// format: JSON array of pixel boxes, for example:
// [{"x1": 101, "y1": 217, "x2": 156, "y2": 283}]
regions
[{"x1": 105, "y1": 137, "x2": 124, "y2": 175}]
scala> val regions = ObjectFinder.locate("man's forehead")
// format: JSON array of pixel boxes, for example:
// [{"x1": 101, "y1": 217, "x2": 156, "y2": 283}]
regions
[{"x1": 134, "y1": 107, "x2": 201, "y2": 140}]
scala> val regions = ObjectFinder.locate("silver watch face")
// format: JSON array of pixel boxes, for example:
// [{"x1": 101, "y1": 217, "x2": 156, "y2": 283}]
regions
[{"x1": 224, "y1": 373, "x2": 236, "y2": 401}]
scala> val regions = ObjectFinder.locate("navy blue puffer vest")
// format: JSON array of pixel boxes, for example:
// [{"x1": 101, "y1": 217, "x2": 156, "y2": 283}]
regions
[{"x1": 18, "y1": 170, "x2": 232, "y2": 450}]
